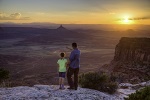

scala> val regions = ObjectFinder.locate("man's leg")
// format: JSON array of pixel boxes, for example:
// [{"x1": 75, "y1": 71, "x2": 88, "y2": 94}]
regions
[
  {"x1": 67, "y1": 67, "x2": 74, "y2": 88},
  {"x1": 74, "y1": 68, "x2": 79, "y2": 90}
]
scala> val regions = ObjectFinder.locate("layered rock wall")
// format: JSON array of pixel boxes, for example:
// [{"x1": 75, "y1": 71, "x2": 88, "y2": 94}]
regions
[
  {"x1": 110, "y1": 37, "x2": 150, "y2": 83},
  {"x1": 114, "y1": 37, "x2": 150, "y2": 65}
]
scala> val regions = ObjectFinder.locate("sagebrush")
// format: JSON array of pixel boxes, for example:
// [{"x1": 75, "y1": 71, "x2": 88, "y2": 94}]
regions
[
  {"x1": 79, "y1": 72, "x2": 118, "y2": 94},
  {"x1": 125, "y1": 86, "x2": 150, "y2": 100}
]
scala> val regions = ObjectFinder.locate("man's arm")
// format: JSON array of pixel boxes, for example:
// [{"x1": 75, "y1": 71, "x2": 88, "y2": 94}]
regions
[{"x1": 69, "y1": 51, "x2": 75, "y2": 62}]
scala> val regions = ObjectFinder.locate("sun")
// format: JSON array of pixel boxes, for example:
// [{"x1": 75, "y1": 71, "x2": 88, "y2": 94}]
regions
[
  {"x1": 118, "y1": 15, "x2": 134, "y2": 24},
  {"x1": 123, "y1": 16, "x2": 129, "y2": 23}
]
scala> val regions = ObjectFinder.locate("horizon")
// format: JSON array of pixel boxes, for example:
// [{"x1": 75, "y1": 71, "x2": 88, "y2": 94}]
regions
[
  {"x1": 0, "y1": 0, "x2": 150, "y2": 25},
  {"x1": 1, "y1": 22, "x2": 150, "y2": 31}
]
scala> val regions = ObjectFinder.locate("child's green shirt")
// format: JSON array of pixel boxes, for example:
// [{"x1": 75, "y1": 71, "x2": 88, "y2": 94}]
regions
[{"x1": 57, "y1": 58, "x2": 67, "y2": 72}]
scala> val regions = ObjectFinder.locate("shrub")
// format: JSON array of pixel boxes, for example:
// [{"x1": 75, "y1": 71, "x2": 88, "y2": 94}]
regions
[
  {"x1": 79, "y1": 72, "x2": 118, "y2": 94},
  {"x1": 0, "y1": 68, "x2": 9, "y2": 82},
  {"x1": 0, "y1": 68, "x2": 10, "y2": 87},
  {"x1": 125, "y1": 86, "x2": 150, "y2": 100}
]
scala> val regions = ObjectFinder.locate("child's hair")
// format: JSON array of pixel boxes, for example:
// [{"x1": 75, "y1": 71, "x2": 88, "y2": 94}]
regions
[{"x1": 60, "y1": 52, "x2": 65, "y2": 57}]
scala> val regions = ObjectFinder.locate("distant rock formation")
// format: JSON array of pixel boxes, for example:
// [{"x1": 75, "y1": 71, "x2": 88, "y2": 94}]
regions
[
  {"x1": 56, "y1": 25, "x2": 72, "y2": 33},
  {"x1": 57, "y1": 25, "x2": 67, "y2": 30},
  {"x1": 103, "y1": 37, "x2": 150, "y2": 83},
  {"x1": 17, "y1": 25, "x2": 86, "y2": 45}
]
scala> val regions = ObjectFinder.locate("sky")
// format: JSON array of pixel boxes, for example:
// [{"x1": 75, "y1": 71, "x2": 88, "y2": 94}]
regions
[{"x1": 0, "y1": 0, "x2": 150, "y2": 24}]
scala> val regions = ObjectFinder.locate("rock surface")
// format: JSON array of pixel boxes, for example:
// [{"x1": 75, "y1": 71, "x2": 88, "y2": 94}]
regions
[
  {"x1": 1, "y1": 81, "x2": 149, "y2": 100},
  {"x1": 0, "y1": 85, "x2": 126, "y2": 100},
  {"x1": 104, "y1": 37, "x2": 150, "y2": 83},
  {"x1": 114, "y1": 37, "x2": 150, "y2": 63}
]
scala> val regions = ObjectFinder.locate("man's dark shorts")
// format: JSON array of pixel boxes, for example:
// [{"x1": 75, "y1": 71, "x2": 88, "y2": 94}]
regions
[{"x1": 59, "y1": 72, "x2": 66, "y2": 78}]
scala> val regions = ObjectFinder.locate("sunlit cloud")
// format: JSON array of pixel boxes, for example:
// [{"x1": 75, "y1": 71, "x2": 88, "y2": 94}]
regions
[
  {"x1": 0, "y1": 0, "x2": 149, "y2": 24},
  {"x1": 117, "y1": 16, "x2": 150, "y2": 21},
  {"x1": 128, "y1": 16, "x2": 150, "y2": 20},
  {"x1": 0, "y1": 13, "x2": 30, "y2": 20},
  {"x1": 10, "y1": 13, "x2": 21, "y2": 19}
]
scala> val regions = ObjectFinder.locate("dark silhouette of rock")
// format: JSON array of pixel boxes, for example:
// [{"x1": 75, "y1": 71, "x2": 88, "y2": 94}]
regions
[
  {"x1": 104, "y1": 37, "x2": 150, "y2": 83},
  {"x1": 114, "y1": 37, "x2": 150, "y2": 64},
  {"x1": 57, "y1": 25, "x2": 66, "y2": 30}
]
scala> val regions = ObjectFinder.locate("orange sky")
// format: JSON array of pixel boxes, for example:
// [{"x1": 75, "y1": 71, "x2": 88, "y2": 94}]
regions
[{"x1": 0, "y1": 0, "x2": 150, "y2": 24}]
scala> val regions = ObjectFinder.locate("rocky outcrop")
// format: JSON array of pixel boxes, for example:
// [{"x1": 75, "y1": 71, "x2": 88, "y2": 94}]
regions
[
  {"x1": 114, "y1": 37, "x2": 150, "y2": 64},
  {"x1": 0, "y1": 85, "x2": 125, "y2": 100},
  {"x1": 1, "y1": 81, "x2": 150, "y2": 100},
  {"x1": 107, "y1": 37, "x2": 150, "y2": 83}
]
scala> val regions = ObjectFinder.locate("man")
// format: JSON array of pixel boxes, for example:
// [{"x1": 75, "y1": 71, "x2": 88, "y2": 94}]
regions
[{"x1": 67, "y1": 43, "x2": 81, "y2": 90}]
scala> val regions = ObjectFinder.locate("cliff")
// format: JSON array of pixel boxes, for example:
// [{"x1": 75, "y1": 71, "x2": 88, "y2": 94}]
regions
[
  {"x1": 106, "y1": 37, "x2": 150, "y2": 83},
  {"x1": 114, "y1": 37, "x2": 150, "y2": 64}
]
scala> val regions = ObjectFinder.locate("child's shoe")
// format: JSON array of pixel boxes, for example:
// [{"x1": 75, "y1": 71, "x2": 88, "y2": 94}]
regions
[
  {"x1": 59, "y1": 85, "x2": 62, "y2": 89},
  {"x1": 61, "y1": 84, "x2": 65, "y2": 89}
]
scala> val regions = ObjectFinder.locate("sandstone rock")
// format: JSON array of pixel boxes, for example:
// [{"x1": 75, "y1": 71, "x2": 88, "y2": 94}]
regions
[
  {"x1": 109, "y1": 37, "x2": 150, "y2": 83},
  {"x1": 114, "y1": 37, "x2": 150, "y2": 63},
  {"x1": 0, "y1": 85, "x2": 125, "y2": 100}
]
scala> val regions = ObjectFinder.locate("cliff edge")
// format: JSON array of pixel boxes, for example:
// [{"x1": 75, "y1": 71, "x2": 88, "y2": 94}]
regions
[
  {"x1": 114, "y1": 37, "x2": 150, "y2": 63},
  {"x1": 109, "y1": 37, "x2": 150, "y2": 83},
  {"x1": 0, "y1": 85, "x2": 125, "y2": 100}
]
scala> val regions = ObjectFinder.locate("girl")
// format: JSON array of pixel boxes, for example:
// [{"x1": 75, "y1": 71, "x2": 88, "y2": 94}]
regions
[{"x1": 57, "y1": 52, "x2": 68, "y2": 89}]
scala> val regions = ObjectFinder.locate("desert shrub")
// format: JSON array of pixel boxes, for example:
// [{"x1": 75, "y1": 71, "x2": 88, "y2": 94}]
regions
[
  {"x1": 105, "y1": 82, "x2": 118, "y2": 94},
  {"x1": 79, "y1": 72, "x2": 118, "y2": 94},
  {"x1": 0, "y1": 68, "x2": 10, "y2": 87},
  {"x1": 0, "y1": 68, "x2": 9, "y2": 82},
  {"x1": 125, "y1": 86, "x2": 150, "y2": 100}
]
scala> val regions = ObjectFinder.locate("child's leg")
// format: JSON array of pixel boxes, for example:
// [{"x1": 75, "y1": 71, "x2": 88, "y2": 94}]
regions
[
  {"x1": 59, "y1": 77, "x2": 61, "y2": 88},
  {"x1": 61, "y1": 77, "x2": 65, "y2": 89},
  {"x1": 61, "y1": 72, "x2": 66, "y2": 89},
  {"x1": 61, "y1": 78, "x2": 65, "y2": 85}
]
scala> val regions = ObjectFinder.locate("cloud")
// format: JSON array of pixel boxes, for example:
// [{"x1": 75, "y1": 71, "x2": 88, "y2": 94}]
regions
[
  {"x1": 128, "y1": 16, "x2": 150, "y2": 20},
  {"x1": 117, "y1": 16, "x2": 150, "y2": 21},
  {"x1": 0, "y1": 13, "x2": 30, "y2": 20},
  {"x1": 10, "y1": 13, "x2": 21, "y2": 19}
]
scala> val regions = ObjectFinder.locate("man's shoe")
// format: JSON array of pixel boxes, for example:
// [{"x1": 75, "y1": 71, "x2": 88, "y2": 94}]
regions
[
  {"x1": 67, "y1": 87, "x2": 74, "y2": 89},
  {"x1": 74, "y1": 87, "x2": 77, "y2": 90}
]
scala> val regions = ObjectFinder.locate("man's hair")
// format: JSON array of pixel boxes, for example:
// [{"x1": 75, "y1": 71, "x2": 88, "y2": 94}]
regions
[
  {"x1": 72, "y1": 42, "x2": 77, "y2": 48},
  {"x1": 60, "y1": 52, "x2": 65, "y2": 57}
]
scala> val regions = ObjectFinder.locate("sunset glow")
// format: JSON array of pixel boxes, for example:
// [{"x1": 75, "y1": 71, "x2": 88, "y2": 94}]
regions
[
  {"x1": 119, "y1": 15, "x2": 134, "y2": 24},
  {"x1": 0, "y1": 0, "x2": 150, "y2": 24}
]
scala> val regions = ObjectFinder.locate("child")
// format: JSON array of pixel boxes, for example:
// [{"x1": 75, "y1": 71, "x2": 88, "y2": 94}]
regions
[{"x1": 57, "y1": 52, "x2": 68, "y2": 89}]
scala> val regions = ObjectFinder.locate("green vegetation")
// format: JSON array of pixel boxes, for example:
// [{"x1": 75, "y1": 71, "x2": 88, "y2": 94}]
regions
[
  {"x1": 0, "y1": 68, "x2": 10, "y2": 87},
  {"x1": 125, "y1": 86, "x2": 150, "y2": 100},
  {"x1": 0, "y1": 68, "x2": 9, "y2": 82},
  {"x1": 79, "y1": 72, "x2": 118, "y2": 94}
]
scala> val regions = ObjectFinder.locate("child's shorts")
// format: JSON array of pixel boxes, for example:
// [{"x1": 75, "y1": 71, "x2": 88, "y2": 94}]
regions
[{"x1": 59, "y1": 72, "x2": 66, "y2": 78}]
